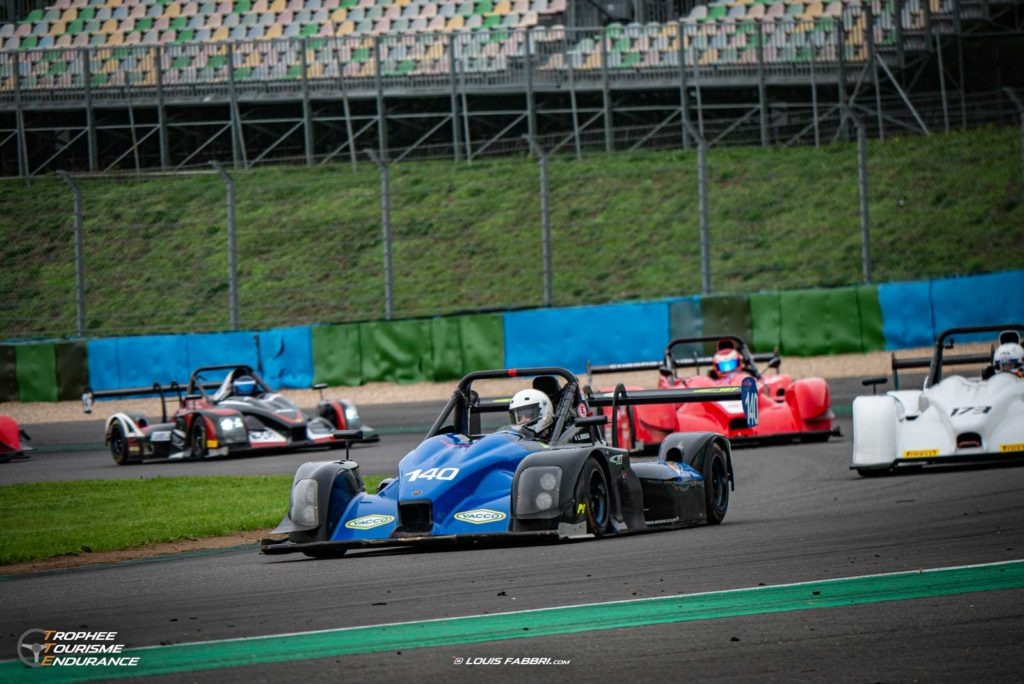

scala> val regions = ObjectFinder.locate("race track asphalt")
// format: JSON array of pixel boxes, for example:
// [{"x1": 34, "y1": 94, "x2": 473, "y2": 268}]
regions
[{"x1": 2, "y1": 375, "x2": 1023, "y2": 681}]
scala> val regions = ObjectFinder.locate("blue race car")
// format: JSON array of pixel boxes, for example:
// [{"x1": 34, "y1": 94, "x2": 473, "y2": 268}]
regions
[{"x1": 262, "y1": 366, "x2": 757, "y2": 558}]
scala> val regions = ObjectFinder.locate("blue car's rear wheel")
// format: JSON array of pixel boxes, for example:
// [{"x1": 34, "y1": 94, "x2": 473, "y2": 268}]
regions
[
  {"x1": 576, "y1": 458, "x2": 610, "y2": 537},
  {"x1": 703, "y1": 443, "x2": 729, "y2": 525}
]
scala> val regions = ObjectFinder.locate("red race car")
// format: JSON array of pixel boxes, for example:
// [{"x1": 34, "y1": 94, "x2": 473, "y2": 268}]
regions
[
  {"x1": 0, "y1": 415, "x2": 32, "y2": 462},
  {"x1": 587, "y1": 336, "x2": 837, "y2": 451}
]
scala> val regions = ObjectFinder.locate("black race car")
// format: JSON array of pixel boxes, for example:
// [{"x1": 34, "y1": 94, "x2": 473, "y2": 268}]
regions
[
  {"x1": 262, "y1": 366, "x2": 756, "y2": 558},
  {"x1": 83, "y1": 364, "x2": 378, "y2": 465}
]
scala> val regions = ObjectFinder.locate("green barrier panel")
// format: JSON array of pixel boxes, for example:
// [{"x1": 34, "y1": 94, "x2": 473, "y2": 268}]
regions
[
  {"x1": 16, "y1": 343, "x2": 58, "y2": 403},
  {"x1": 668, "y1": 299, "x2": 703, "y2": 357},
  {"x1": 856, "y1": 285, "x2": 886, "y2": 352},
  {"x1": 0, "y1": 346, "x2": 17, "y2": 402},
  {"x1": 55, "y1": 341, "x2": 89, "y2": 401},
  {"x1": 360, "y1": 319, "x2": 434, "y2": 384},
  {"x1": 749, "y1": 292, "x2": 783, "y2": 353},
  {"x1": 431, "y1": 317, "x2": 464, "y2": 382},
  {"x1": 459, "y1": 314, "x2": 504, "y2": 373},
  {"x1": 312, "y1": 324, "x2": 363, "y2": 386},
  {"x1": 700, "y1": 294, "x2": 752, "y2": 354},
  {"x1": 779, "y1": 287, "x2": 864, "y2": 357}
]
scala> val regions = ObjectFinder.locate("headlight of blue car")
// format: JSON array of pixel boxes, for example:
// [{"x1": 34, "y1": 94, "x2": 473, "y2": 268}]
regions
[
  {"x1": 517, "y1": 466, "x2": 562, "y2": 515},
  {"x1": 290, "y1": 479, "x2": 320, "y2": 527}
]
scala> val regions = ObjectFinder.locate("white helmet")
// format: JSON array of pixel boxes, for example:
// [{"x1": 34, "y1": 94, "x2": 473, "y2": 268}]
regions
[
  {"x1": 508, "y1": 389, "x2": 554, "y2": 434},
  {"x1": 993, "y1": 343, "x2": 1024, "y2": 373}
]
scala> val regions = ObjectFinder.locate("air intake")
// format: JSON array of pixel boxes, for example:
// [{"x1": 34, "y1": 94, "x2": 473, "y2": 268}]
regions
[
  {"x1": 398, "y1": 501, "x2": 433, "y2": 533},
  {"x1": 957, "y1": 432, "x2": 982, "y2": 449}
]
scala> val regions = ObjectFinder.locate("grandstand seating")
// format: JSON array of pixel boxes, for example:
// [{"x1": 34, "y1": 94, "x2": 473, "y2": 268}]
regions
[{"x1": 0, "y1": 0, "x2": 952, "y2": 91}]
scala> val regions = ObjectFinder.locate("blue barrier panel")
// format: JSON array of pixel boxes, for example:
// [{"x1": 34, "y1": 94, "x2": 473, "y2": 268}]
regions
[
  {"x1": 504, "y1": 302, "x2": 670, "y2": 373},
  {"x1": 105, "y1": 335, "x2": 190, "y2": 390},
  {"x1": 878, "y1": 280, "x2": 934, "y2": 349},
  {"x1": 931, "y1": 270, "x2": 1024, "y2": 342},
  {"x1": 258, "y1": 327, "x2": 313, "y2": 389},
  {"x1": 184, "y1": 332, "x2": 260, "y2": 373},
  {"x1": 119, "y1": 335, "x2": 190, "y2": 388},
  {"x1": 85, "y1": 338, "x2": 121, "y2": 391}
]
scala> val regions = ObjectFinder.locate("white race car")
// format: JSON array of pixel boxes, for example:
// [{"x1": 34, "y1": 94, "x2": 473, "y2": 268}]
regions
[{"x1": 852, "y1": 325, "x2": 1024, "y2": 476}]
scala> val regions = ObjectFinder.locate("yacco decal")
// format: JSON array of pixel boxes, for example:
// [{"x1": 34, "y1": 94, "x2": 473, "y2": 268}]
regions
[
  {"x1": 454, "y1": 510, "x2": 507, "y2": 525},
  {"x1": 344, "y1": 515, "x2": 395, "y2": 530}
]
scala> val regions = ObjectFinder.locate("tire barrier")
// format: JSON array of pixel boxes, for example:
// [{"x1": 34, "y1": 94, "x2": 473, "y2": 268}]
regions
[
  {"x1": 5, "y1": 271, "x2": 1020, "y2": 401},
  {"x1": 312, "y1": 314, "x2": 504, "y2": 387},
  {"x1": 779, "y1": 286, "x2": 885, "y2": 357},
  {"x1": 15, "y1": 343, "x2": 57, "y2": 403},
  {"x1": 0, "y1": 345, "x2": 19, "y2": 402},
  {"x1": 504, "y1": 301, "x2": 669, "y2": 373}
]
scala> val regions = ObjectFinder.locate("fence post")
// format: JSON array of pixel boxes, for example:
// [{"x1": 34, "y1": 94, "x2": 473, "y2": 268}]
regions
[
  {"x1": 13, "y1": 50, "x2": 28, "y2": 177},
  {"x1": 211, "y1": 161, "x2": 240, "y2": 330},
  {"x1": 856, "y1": 120, "x2": 872, "y2": 284},
  {"x1": 601, "y1": 30, "x2": 612, "y2": 152},
  {"x1": 677, "y1": 20, "x2": 690, "y2": 150},
  {"x1": 683, "y1": 120, "x2": 710, "y2": 294},
  {"x1": 1005, "y1": 88, "x2": 1024, "y2": 204},
  {"x1": 524, "y1": 135, "x2": 552, "y2": 307},
  {"x1": 301, "y1": 37, "x2": 314, "y2": 166},
  {"x1": 366, "y1": 149, "x2": 394, "y2": 320},
  {"x1": 156, "y1": 45, "x2": 170, "y2": 170},
  {"x1": 82, "y1": 48, "x2": 97, "y2": 171},
  {"x1": 756, "y1": 19, "x2": 768, "y2": 147},
  {"x1": 57, "y1": 171, "x2": 86, "y2": 337}
]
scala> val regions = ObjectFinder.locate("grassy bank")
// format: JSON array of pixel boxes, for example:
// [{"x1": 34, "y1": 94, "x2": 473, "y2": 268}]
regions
[
  {"x1": 1, "y1": 126, "x2": 1020, "y2": 337},
  {"x1": 0, "y1": 474, "x2": 385, "y2": 565}
]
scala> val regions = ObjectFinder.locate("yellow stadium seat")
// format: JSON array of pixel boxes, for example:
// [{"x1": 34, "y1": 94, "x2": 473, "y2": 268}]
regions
[
  {"x1": 165, "y1": 3, "x2": 181, "y2": 17},
  {"x1": 330, "y1": 7, "x2": 347, "y2": 21},
  {"x1": 107, "y1": 31, "x2": 124, "y2": 45},
  {"x1": 269, "y1": 0, "x2": 285, "y2": 12},
  {"x1": 494, "y1": 0, "x2": 511, "y2": 12},
  {"x1": 446, "y1": 15, "x2": 463, "y2": 29},
  {"x1": 101, "y1": 19, "x2": 118, "y2": 33},
  {"x1": 212, "y1": 26, "x2": 229, "y2": 40},
  {"x1": 337, "y1": 19, "x2": 354, "y2": 34},
  {"x1": 264, "y1": 23, "x2": 282, "y2": 38}
]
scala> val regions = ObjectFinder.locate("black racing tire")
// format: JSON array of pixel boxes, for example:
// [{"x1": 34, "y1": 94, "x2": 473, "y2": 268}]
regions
[
  {"x1": 109, "y1": 423, "x2": 134, "y2": 465},
  {"x1": 575, "y1": 457, "x2": 611, "y2": 538},
  {"x1": 302, "y1": 548, "x2": 348, "y2": 559},
  {"x1": 703, "y1": 443, "x2": 730, "y2": 525},
  {"x1": 856, "y1": 467, "x2": 890, "y2": 478},
  {"x1": 190, "y1": 417, "x2": 209, "y2": 459}
]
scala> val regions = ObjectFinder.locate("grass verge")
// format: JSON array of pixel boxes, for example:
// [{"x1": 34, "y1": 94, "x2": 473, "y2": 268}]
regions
[
  {"x1": 2, "y1": 127, "x2": 1020, "y2": 337},
  {"x1": 0, "y1": 474, "x2": 385, "y2": 565}
]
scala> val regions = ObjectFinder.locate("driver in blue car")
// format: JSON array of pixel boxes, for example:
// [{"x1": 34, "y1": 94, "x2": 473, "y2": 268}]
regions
[{"x1": 508, "y1": 389, "x2": 554, "y2": 440}]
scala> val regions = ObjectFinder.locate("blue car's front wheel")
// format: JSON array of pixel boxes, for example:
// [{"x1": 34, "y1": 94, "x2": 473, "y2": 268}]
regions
[{"x1": 576, "y1": 458, "x2": 610, "y2": 538}]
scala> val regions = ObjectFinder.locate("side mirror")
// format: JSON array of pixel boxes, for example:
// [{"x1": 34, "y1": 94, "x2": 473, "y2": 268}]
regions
[
  {"x1": 861, "y1": 377, "x2": 888, "y2": 395},
  {"x1": 767, "y1": 356, "x2": 782, "y2": 372},
  {"x1": 184, "y1": 393, "x2": 203, "y2": 402},
  {"x1": 376, "y1": 477, "x2": 395, "y2": 494},
  {"x1": 944, "y1": 337, "x2": 956, "y2": 349},
  {"x1": 312, "y1": 383, "x2": 327, "y2": 400},
  {"x1": 576, "y1": 415, "x2": 608, "y2": 427}
]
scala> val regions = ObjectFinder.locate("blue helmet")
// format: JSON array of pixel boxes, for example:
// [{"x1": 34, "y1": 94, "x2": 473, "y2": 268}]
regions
[{"x1": 233, "y1": 375, "x2": 257, "y2": 396}]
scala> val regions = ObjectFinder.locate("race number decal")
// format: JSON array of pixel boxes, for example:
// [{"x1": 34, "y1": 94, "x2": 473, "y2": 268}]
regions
[
  {"x1": 740, "y1": 377, "x2": 759, "y2": 428},
  {"x1": 950, "y1": 406, "x2": 991, "y2": 416},
  {"x1": 405, "y1": 467, "x2": 459, "y2": 481}
]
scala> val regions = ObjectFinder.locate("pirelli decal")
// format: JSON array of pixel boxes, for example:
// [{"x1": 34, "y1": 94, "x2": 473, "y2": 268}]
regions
[
  {"x1": 1000, "y1": 443, "x2": 1024, "y2": 453},
  {"x1": 902, "y1": 449, "x2": 940, "y2": 459}
]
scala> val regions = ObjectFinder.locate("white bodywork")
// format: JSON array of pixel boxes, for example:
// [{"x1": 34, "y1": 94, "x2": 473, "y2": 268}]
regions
[{"x1": 852, "y1": 372, "x2": 1024, "y2": 470}]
